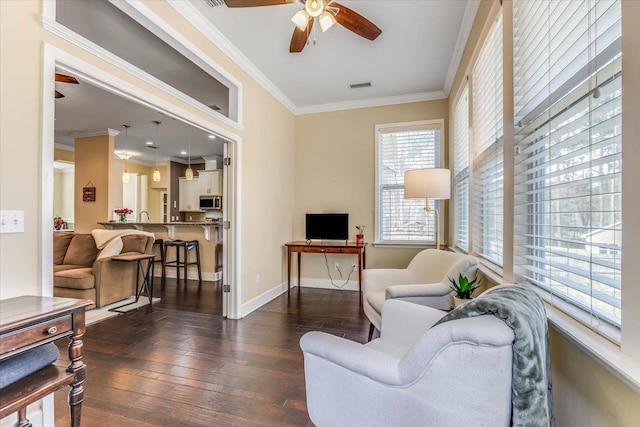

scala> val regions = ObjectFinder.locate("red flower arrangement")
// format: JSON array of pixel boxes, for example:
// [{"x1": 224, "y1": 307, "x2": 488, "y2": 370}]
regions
[
  {"x1": 114, "y1": 208, "x2": 133, "y2": 222},
  {"x1": 54, "y1": 216, "x2": 66, "y2": 230}
]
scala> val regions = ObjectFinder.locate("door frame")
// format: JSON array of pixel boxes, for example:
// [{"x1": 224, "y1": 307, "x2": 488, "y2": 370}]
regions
[{"x1": 41, "y1": 44, "x2": 242, "y2": 319}]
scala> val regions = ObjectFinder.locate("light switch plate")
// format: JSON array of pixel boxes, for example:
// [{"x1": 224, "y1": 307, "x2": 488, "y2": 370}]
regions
[{"x1": 0, "y1": 210, "x2": 25, "y2": 234}]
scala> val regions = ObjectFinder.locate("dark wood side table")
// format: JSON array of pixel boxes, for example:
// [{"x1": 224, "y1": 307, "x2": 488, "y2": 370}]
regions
[
  {"x1": 285, "y1": 241, "x2": 367, "y2": 302},
  {"x1": 109, "y1": 253, "x2": 156, "y2": 313},
  {"x1": 0, "y1": 296, "x2": 91, "y2": 427}
]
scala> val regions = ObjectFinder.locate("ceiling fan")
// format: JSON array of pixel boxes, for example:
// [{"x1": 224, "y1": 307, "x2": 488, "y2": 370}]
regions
[
  {"x1": 224, "y1": 0, "x2": 382, "y2": 53},
  {"x1": 55, "y1": 73, "x2": 79, "y2": 99}
]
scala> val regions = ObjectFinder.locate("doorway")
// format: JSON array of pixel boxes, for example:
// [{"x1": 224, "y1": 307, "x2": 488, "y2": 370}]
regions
[{"x1": 43, "y1": 45, "x2": 241, "y2": 318}]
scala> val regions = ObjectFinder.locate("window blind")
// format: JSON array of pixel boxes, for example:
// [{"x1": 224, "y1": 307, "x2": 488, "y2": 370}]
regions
[
  {"x1": 377, "y1": 123, "x2": 442, "y2": 243},
  {"x1": 453, "y1": 87, "x2": 470, "y2": 251},
  {"x1": 513, "y1": 0, "x2": 622, "y2": 330},
  {"x1": 472, "y1": 13, "x2": 504, "y2": 267}
]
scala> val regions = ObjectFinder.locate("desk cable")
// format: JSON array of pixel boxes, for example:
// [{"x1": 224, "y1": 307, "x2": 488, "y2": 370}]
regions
[{"x1": 323, "y1": 253, "x2": 356, "y2": 289}]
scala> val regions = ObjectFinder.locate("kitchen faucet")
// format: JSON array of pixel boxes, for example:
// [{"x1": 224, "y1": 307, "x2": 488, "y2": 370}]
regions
[{"x1": 139, "y1": 211, "x2": 150, "y2": 223}]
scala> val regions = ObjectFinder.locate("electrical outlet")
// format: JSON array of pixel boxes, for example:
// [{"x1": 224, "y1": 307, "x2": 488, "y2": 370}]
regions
[
  {"x1": 334, "y1": 262, "x2": 339, "y2": 270},
  {"x1": 352, "y1": 264, "x2": 357, "y2": 271}
]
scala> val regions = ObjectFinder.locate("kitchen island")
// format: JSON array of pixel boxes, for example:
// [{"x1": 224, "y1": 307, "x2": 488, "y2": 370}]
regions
[{"x1": 98, "y1": 221, "x2": 222, "y2": 281}]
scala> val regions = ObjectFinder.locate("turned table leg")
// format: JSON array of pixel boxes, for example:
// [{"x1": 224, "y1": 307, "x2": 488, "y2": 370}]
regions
[{"x1": 67, "y1": 311, "x2": 86, "y2": 427}]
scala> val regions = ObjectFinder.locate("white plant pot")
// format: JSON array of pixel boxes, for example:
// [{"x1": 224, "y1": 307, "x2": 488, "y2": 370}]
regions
[{"x1": 453, "y1": 296, "x2": 472, "y2": 308}]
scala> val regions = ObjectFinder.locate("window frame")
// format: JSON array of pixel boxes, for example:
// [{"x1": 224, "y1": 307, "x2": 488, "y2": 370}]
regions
[{"x1": 374, "y1": 119, "x2": 446, "y2": 247}]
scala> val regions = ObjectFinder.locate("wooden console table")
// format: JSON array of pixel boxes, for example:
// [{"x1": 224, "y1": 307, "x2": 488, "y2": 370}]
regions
[
  {"x1": 286, "y1": 241, "x2": 367, "y2": 301},
  {"x1": 0, "y1": 296, "x2": 91, "y2": 427}
]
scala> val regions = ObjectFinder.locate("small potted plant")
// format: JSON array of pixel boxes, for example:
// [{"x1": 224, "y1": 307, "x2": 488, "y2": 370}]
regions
[
  {"x1": 449, "y1": 273, "x2": 481, "y2": 308},
  {"x1": 355, "y1": 225, "x2": 365, "y2": 245},
  {"x1": 114, "y1": 208, "x2": 133, "y2": 223}
]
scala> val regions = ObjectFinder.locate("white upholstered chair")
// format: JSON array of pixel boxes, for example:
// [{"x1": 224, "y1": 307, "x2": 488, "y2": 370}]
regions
[
  {"x1": 300, "y1": 299, "x2": 514, "y2": 427},
  {"x1": 362, "y1": 249, "x2": 478, "y2": 338}
]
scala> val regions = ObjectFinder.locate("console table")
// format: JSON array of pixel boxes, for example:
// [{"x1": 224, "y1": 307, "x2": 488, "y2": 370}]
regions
[
  {"x1": 285, "y1": 241, "x2": 367, "y2": 301},
  {"x1": 0, "y1": 296, "x2": 91, "y2": 427}
]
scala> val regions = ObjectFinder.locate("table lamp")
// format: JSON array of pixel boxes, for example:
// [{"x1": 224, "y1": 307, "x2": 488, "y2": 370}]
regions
[{"x1": 404, "y1": 168, "x2": 451, "y2": 250}]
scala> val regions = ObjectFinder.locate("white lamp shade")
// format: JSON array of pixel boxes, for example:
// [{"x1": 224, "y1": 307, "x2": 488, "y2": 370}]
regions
[
  {"x1": 305, "y1": 0, "x2": 324, "y2": 17},
  {"x1": 122, "y1": 171, "x2": 130, "y2": 184},
  {"x1": 185, "y1": 166, "x2": 194, "y2": 181},
  {"x1": 404, "y1": 168, "x2": 451, "y2": 200},
  {"x1": 319, "y1": 11, "x2": 336, "y2": 32},
  {"x1": 153, "y1": 168, "x2": 161, "y2": 182},
  {"x1": 292, "y1": 10, "x2": 309, "y2": 30}
]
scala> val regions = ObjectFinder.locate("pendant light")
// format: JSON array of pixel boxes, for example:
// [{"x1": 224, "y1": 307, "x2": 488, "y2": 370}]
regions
[
  {"x1": 152, "y1": 120, "x2": 161, "y2": 182},
  {"x1": 121, "y1": 124, "x2": 130, "y2": 184},
  {"x1": 185, "y1": 131, "x2": 194, "y2": 180}
]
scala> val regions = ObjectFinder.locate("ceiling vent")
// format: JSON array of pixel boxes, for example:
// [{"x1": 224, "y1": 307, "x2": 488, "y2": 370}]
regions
[
  {"x1": 208, "y1": 104, "x2": 222, "y2": 111},
  {"x1": 349, "y1": 82, "x2": 372, "y2": 89},
  {"x1": 204, "y1": 0, "x2": 225, "y2": 7}
]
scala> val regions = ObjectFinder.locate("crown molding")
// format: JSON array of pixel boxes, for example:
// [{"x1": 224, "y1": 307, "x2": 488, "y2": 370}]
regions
[
  {"x1": 296, "y1": 91, "x2": 448, "y2": 115},
  {"x1": 69, "y1": 128, "x2": 120, "y2": 138},
  {"x1": 54, "y1": 143, "x2": 74, "y2": 151},
  {"x1": 444, "y1": 0, "x2": 480, "y2": 95},
  {"x1": 167, "y1": 0, "x2": 297, "y2": 115}
]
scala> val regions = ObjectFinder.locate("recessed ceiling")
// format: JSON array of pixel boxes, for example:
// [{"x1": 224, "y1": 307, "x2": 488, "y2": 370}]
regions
[
  {"x1": 188, "y1": 0, "x2": 479, "y2": 110},
  {"x1": 54, "y1": 71, "x2": 225, "y2": 165}
]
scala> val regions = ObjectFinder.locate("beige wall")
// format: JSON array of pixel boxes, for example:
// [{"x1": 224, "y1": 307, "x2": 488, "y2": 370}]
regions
[
  {"x1": 293, "y1": 100, "x2": 448, "y2": 283},
  {"x1": 0, "y1": 0, "x2": 295, "y2": 305},
  {"x1": 451, "y1": 0, "x2": 640, "y2": 424}
]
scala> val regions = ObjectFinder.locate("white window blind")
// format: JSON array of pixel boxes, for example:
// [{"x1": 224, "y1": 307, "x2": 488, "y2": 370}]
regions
[
  {"x1": 453, "y1": 87, "x2": 470, "y2": 251},
  {"x1": 376, "y1": 122, "x2": 442, "y2": 243},
  {"x1": 513, "y1": 0, "x2": 622, "y2": 331},
  {"x1": 472, "y1": 13, "x2": 504, "y2": 267}
]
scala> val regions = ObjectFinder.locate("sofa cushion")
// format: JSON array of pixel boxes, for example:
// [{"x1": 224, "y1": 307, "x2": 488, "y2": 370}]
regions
[
  {"x1": 121, "y1": 235, "x2": 149, "y2": 254},
  {"x1": 53, "y1": 232, "x2": 74, "y2": 265},
  {"x1": 54, "y1": 267, "x2": 95, "y2": 289},
  {"x1": 54, "y1": 264, "x2": 86, "y2": 273},
  {"x1": 63, "y1": 234, "x2": 99, "y2": 267},
  {"x1": 96, "y1": 238, "x2": 123, "y2": 260}
]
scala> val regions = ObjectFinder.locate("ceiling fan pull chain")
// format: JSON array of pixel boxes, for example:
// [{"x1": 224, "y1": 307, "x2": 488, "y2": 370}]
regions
[{"x1": 313, "y1": 22, "x2": 317, "y2": 45}]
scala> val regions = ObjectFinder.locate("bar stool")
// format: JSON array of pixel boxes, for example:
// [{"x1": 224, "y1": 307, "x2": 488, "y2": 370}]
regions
[
  {"x1": 152, "y1": 239, "x2": 165, "y2": 285},
  {"x1": 163, "y1": 240, "x2": 202, "y2": 284}
]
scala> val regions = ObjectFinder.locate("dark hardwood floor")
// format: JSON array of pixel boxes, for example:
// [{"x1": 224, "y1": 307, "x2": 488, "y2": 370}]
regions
[{"x1": 54, "y1": 279, "x2": 369, "y2": 426}]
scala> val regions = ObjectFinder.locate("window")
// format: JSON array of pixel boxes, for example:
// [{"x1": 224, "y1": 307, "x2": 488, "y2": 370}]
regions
[
  {"x1": 471, "y1": 13, "x2": 504, "y2": 268},
  {"x1": 453, "y1": 87, "x2": 470, "y2": 251},
  {"x1": 513, "y1": 0, "x2": 622, "y2": 332},
  {"x1": 375, "y1": 121, "x2": 444, "y2": 244}
]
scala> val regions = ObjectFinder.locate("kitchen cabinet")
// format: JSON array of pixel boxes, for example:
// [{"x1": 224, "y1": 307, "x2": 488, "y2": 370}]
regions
[
  {"x1": 179, "y1": 177, "x2": 201, "y2": 212},
  {"x1": 199, "y1": 170, "x2": 222, "y2": 196}
]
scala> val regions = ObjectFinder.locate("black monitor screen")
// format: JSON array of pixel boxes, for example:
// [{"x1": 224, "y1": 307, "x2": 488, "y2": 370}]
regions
[{"x1": 305, "y1": 213, "x2": 349, "y2": 241}]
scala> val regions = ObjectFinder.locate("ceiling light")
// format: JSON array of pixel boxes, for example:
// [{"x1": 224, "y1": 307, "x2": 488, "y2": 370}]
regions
[
  {"x1": 181, "y1": 151, "x2": 188, "y2": 155},
  {"x1": 292, "y1": 10, "x2": 309, "y2": 31},
  {"x1": 152, "y1": 121, "x2": 162, "y2": 182},
  {"x1": 319, "y1": 11, "x2": 336, "y2": 32},
  {"x1": 305, "y1": 0, "x2": 324, "y2": 18},
  {"x1": 208, "y1": 134, "x2": 216, "y2": 140},
  {"x1": 146, "y1": 141, "x2": 153, "y2": 145},
  {"x1": 121, "y1": 125, "x2": 130, "y2": 184},
  {"x1": 185, "y1": 132, "x2": 194, "y2": 181}
]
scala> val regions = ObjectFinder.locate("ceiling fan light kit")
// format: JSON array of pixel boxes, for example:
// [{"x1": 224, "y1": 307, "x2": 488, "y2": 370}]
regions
[{"x1": 225, "y1": 0, "x2": 381, "y2": 53}]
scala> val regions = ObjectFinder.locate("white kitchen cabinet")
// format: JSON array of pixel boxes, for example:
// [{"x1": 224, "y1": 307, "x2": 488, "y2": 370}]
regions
[
  {"x1": 199, "y1": 170, "x2": 222, "y2": 196},
  {"x1": 179, "y1": 177, "x2": 201, "y2": 212}
]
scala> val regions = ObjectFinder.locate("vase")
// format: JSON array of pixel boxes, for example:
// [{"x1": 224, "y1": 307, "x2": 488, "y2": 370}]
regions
[
  {"x1": 356, "y1": 234, "x2": 364, "y2": 245},
  {"x1": 118, "y1": 214, "x2": 127, "y2": 223},
  {"x1": 453, "y1": 296, "x2": 471, "y2": 308}
]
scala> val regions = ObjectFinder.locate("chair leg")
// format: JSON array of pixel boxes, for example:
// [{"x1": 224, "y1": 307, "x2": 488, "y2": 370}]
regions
[
  {"x1": 195, "y1": 243, "x2": 202, "y2": 282},
  {"x1": 176, "y1": 246, "x2": 181, "y2": 284},
  {"x1": 183, "y1": 246, "x2": 188, "y2": 285},
  {"x1": 368, "y1": 323, "x2": 375, "y2": 342}
]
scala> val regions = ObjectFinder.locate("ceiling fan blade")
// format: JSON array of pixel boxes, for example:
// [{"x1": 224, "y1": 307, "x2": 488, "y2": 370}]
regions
[
  {"x1": 290, "y1": 16, "x2": 314, "y2": 53},
  {"x1": 55, "y1": 90, "x2": 65, "y2": 99},
  {"x1": 55, "y1": 73, "x2": 79, "y2": 84},
  {"x1": 332, "y1": 2, "x2": 381, "y2": 41},
  {"x1": 225, "y1": 0, "x2": 298, "y2": 7}
]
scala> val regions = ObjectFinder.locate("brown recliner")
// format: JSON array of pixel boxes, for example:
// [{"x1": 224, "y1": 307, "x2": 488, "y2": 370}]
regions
[{"x1": 53, "y1": 233, "x2": 154, "y2": 308}]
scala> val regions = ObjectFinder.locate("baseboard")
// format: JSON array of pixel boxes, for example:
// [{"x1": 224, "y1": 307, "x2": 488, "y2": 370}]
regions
[
  {"x1": 241, "y1": 281, "x2": 288, "y2": 318},
  {"x1": 152, "y1": 265, "x2": 221, "y2": 282},
  {"x1": 294, "y1": 277, "x2": 360, "y2": 292}
]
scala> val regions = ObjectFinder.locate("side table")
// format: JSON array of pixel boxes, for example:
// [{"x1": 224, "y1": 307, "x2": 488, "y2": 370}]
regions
[{"x1": 109, "y1": 253, "x2": 155, "y2": 313}]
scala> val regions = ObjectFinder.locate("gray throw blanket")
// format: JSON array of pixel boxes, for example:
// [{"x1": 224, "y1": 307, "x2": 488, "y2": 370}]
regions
[{"x1": 435, "y1": 285, "x2": 554, "y2": 427}]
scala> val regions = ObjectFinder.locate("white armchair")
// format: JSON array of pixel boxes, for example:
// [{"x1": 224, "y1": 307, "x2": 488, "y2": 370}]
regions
[
  {"x1": 362, "y1": 249, "x2": 478, "y2": 337},
  {"x1": 300, "y1": 299, "x2": 514, "y2": 427}
]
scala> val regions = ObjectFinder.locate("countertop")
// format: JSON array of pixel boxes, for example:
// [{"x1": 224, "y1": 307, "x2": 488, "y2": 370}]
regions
[{"x1": 98, "y1": 221, "x2": 221, "y2": 226}]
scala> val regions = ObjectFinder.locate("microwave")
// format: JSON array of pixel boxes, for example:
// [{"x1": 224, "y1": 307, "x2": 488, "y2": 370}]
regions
[{"x1": 199, "y1": 195, "x2": 222, "y2": 210}]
